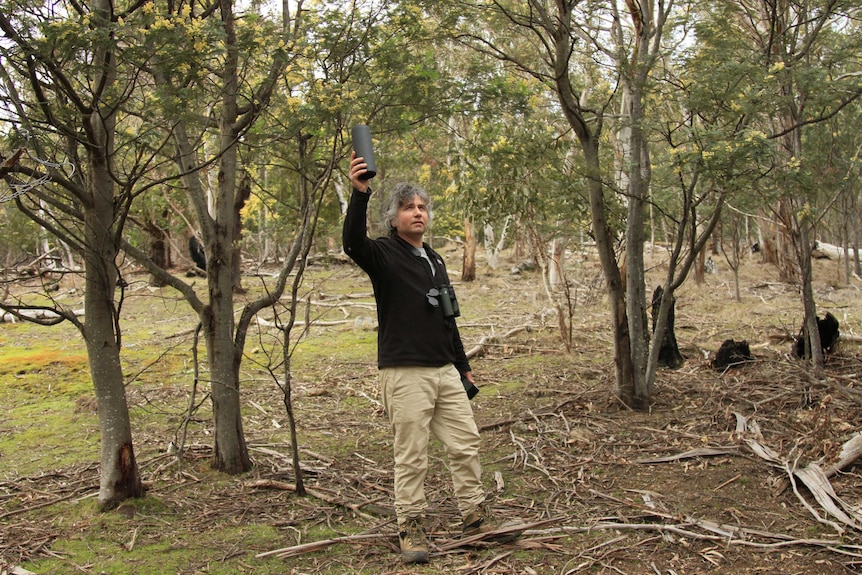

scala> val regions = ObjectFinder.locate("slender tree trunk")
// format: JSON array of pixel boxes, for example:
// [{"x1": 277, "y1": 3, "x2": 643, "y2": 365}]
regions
[
  {"x1": 85, "y1": 0, "x2": 142, "y2": 509},
  {"x1": 797, "y1": 222, "x2": 824, "y2": 372},
  {"x1": 623, "y1": 86, "x2": 651, "y2": 404},
  {"x1": 462, "y1": 218, "x2": 477, "y2": 281},
  {"x1": 583, "y1": 139, "x2": 636, "y2": 405},
  {"x1": 206, "y1": 0, "x2": 251, "y2": 474},
  {"x1": 232, "y1": 173, "x2": 251, "y2": 294},
  {"x1": 552, "y1": 0, "x2": 638, "y2": 407}
]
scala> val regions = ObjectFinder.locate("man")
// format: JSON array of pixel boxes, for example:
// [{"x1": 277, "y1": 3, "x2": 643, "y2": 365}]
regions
[{"x1": 343, "y1": 152, "x2": 519, "y2": 563}]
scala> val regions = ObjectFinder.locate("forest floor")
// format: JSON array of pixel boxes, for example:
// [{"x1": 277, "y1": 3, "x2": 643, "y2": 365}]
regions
[{"x1": 2, "y1": 244, "x2": 862, "y2": 575}]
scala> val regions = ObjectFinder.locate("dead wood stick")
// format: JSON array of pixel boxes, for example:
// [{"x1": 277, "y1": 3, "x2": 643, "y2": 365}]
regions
[
  {"x1": 0, "y1": 487, "x2": 90, "y2": 521},
  {"x1": 634, "y1": 446, "x2": 739, "y2": 464},
  {"x1": 256, "y1": 532, "x2": 393, "y2": 559},
  {"x1": 540, "y1": 522, "x2": 862, "y2": 555},
  {"x1": 465, "y1": 326, "x2": 533, "y2": 359},
  {"x1": 479, "y1": 399, "x2": 579, "y2": 432},
  {"x1": 255, "y1": 317, "x2": 352, "y2": 328},
  {"x1": 823, "y1": 433, "x2": 862, "y2": 478},
  {"x1": 245, "y1": 479, "x2": 376, "y2": 520},
  {"x1": 434, "y1": 517, "x2": 564, "y2": 551},
  {"x1": 460, "y1": 550, "x2": 515, "y2": 574}
]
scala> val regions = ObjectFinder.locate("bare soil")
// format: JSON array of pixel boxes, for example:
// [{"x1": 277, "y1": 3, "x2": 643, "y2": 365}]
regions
[{"x1": 2, "y1": 247, "x2": 862, "y2": 574}]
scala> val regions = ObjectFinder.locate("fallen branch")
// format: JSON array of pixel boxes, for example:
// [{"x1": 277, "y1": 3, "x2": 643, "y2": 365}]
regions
[
  {"x1": 585, "y1": 489, "x2": 862, "y2": 556},
  {"x1": 256, "y1": 532, "x2": 393, "y2": 559},
  {"x1": 2, "y1": 566, "x2": 38, "y2": 575},
  {"x1": 1, "y1": 308, "x2": 84, "y2": 323},
  {"x1": 434, "y1": 517, "x2": 562, "y2": 551},
  {"x1": 543, "y1": 522, "x2": 862, "y2": 555},
  {"x1": 634, "y1": 446, "x2": 739, "y2": 464},
  {"x1": 254, "y1": 317, "x2": 352, "y2": 328},
  {"x1": 245, "y1": 479, "x2": 378, "y2": 520},
  {"x1": 257, "y1": 517, "x2": 562, "y2": 560},
  {"x1": 465, "y1": 326, "x2": 533, "y2": 359},
  {"x1": 0, "y1": 486, "x2": 92, "y2": 521},
  {"x1": 734, "y1": 413, "x2": 862, "y2": 532},
  {"x1": 478, "y1": 399, "x2": 580, "y2": 432}
]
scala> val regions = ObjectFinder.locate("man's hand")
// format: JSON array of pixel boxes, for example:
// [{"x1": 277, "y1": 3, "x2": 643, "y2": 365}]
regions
[{"x1": 349, "y1": 151, "x2": 371, "y2": 193}]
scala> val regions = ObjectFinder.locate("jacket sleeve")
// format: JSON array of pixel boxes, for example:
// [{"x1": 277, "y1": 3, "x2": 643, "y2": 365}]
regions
[
  {"x1": 452, "y1": 323, "x2": 472, "y2": 375},
  {"x1": 342, "y1": 188, "x2": 376, "y2": 271}
]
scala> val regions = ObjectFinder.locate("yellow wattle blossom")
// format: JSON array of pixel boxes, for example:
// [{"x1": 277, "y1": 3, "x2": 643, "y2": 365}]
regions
[
  {"x1": 744, "y1": 130, "x2": 766, "y2": 142},
  {"x1": 490, "y1": 136, "x2": 509, "y2": 153},
  {"x1": 417, "y1": 165, "x2": 431, "y2": 186}
]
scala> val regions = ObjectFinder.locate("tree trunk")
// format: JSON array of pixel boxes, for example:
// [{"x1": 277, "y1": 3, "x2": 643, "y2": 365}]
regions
[
  {"x1": 462, "y1": 218, "x2": 476, "y2": 282},
  {"x1": 232, "y1": 173, "x2": 251, "y2": 294},
  {"x1": 551, "y1": 1, "x2": 638, "y2": 408},
  {"x1": 623, "y1": 86, "x2": 651, "y2": 405},
  {"x1": 206, "y1": 0, "x2": 251, "y2": 474},
  {"x1": 797, "y1": 222, "x2": 824, "y2": 372},
  {"x1": 145, "y1": 218, "x2": 170, "y2": 287},
  {"x1": 548, "y1": 237, "x2": 565, "y2": 287},
  {"x1": 84, "y1": 240, "x2": 144, "y2": 509},
  {"x1": 84, "y1": 12, "x2": 143, "y2": 504},
  {"x1": 582, "y1": 138, "x2": 637, "y2": 406}
]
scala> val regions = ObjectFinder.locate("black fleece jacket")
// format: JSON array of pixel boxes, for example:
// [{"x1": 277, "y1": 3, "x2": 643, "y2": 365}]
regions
[{"x1": 342, "y1": 189, "x2": 471, "y2": 375}]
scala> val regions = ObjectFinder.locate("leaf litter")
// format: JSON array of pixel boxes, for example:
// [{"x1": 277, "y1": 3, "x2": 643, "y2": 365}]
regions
[{"x1": 2, "y1": 251, "x2": 862, "y2": 574}]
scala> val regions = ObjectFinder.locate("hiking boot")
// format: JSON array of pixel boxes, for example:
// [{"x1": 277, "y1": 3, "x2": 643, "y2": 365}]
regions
[
  {"x1": 462, "y1": 501, "x2": 523, "y2": 544},
  {"x1": 398, "y1": 516, "x2": 429, "y2": 564}
]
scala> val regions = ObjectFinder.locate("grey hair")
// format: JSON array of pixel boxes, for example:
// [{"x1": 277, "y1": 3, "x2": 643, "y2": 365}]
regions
[{"x1": 384, "y1": 182, "x2": 432, "y2": 237}]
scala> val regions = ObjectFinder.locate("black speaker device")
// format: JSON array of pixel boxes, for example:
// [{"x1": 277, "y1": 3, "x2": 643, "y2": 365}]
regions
[{"x1": 351, "y1": 124, "x2": 377, "y2": 180}]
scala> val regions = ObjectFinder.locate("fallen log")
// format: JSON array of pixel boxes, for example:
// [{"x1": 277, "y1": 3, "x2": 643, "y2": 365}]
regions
[
  {"x1": 465, "y1": 326, "x2": 533, "y2": 359},
  {"x1": 1, "y1": 308, "x2": 84, "y2": 324}
]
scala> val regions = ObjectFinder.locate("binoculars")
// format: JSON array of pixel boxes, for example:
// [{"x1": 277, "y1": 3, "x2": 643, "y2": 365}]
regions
[{"x1": 426, "y1": 285, "x2": 460, "y2": 319}]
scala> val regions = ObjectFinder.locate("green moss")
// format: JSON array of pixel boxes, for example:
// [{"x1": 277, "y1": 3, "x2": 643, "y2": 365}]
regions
[
  {"x1": 0, "y1": 395, "x2": 99, "y2": 475},
  {"x1": 292, "y1": 329, "x2": 377, "y2": 368}
]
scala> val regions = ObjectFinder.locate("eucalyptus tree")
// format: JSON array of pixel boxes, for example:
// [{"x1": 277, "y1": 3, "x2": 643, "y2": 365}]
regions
[
  {"x1": 119, "y1": 0, "x2": 466, "y2": 475},
  {"x1": 108, "y1": 0, "x2": 306, "y2": 474},
  {"x1": 690, "y1": 0, "x2": 862, "y2": 371},
  {"x1": 427, "y1": 0, "x2": 691, "y2": 408},
  {"x1": 0, "y1": 0, "x2": 156, "y2": 507}
]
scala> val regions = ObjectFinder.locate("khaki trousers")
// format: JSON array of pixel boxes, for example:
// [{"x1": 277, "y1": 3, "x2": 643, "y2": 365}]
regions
[{"x1": 380, "y1": 364, "x2": 485, "y2": 523}]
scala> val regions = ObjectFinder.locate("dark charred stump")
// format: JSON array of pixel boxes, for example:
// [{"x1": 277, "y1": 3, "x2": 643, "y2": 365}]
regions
[
  {"x1": 791, "y1": 312, "x2": 840, "y2": 359},
  {"x1": 189, "y1": 235, "x2": 207, "y2": 272},
  {"x1": 652, "y1": 286, "x2": 685, "y2": 369},
  {"x1": 711, "y1": 339, "x2": 754, "y2": 370}
]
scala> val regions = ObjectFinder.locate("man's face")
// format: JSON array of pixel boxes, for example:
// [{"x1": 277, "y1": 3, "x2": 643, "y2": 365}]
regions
[{"x1": 394, "y1": 194, "x2": 428, "y2": 241}]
